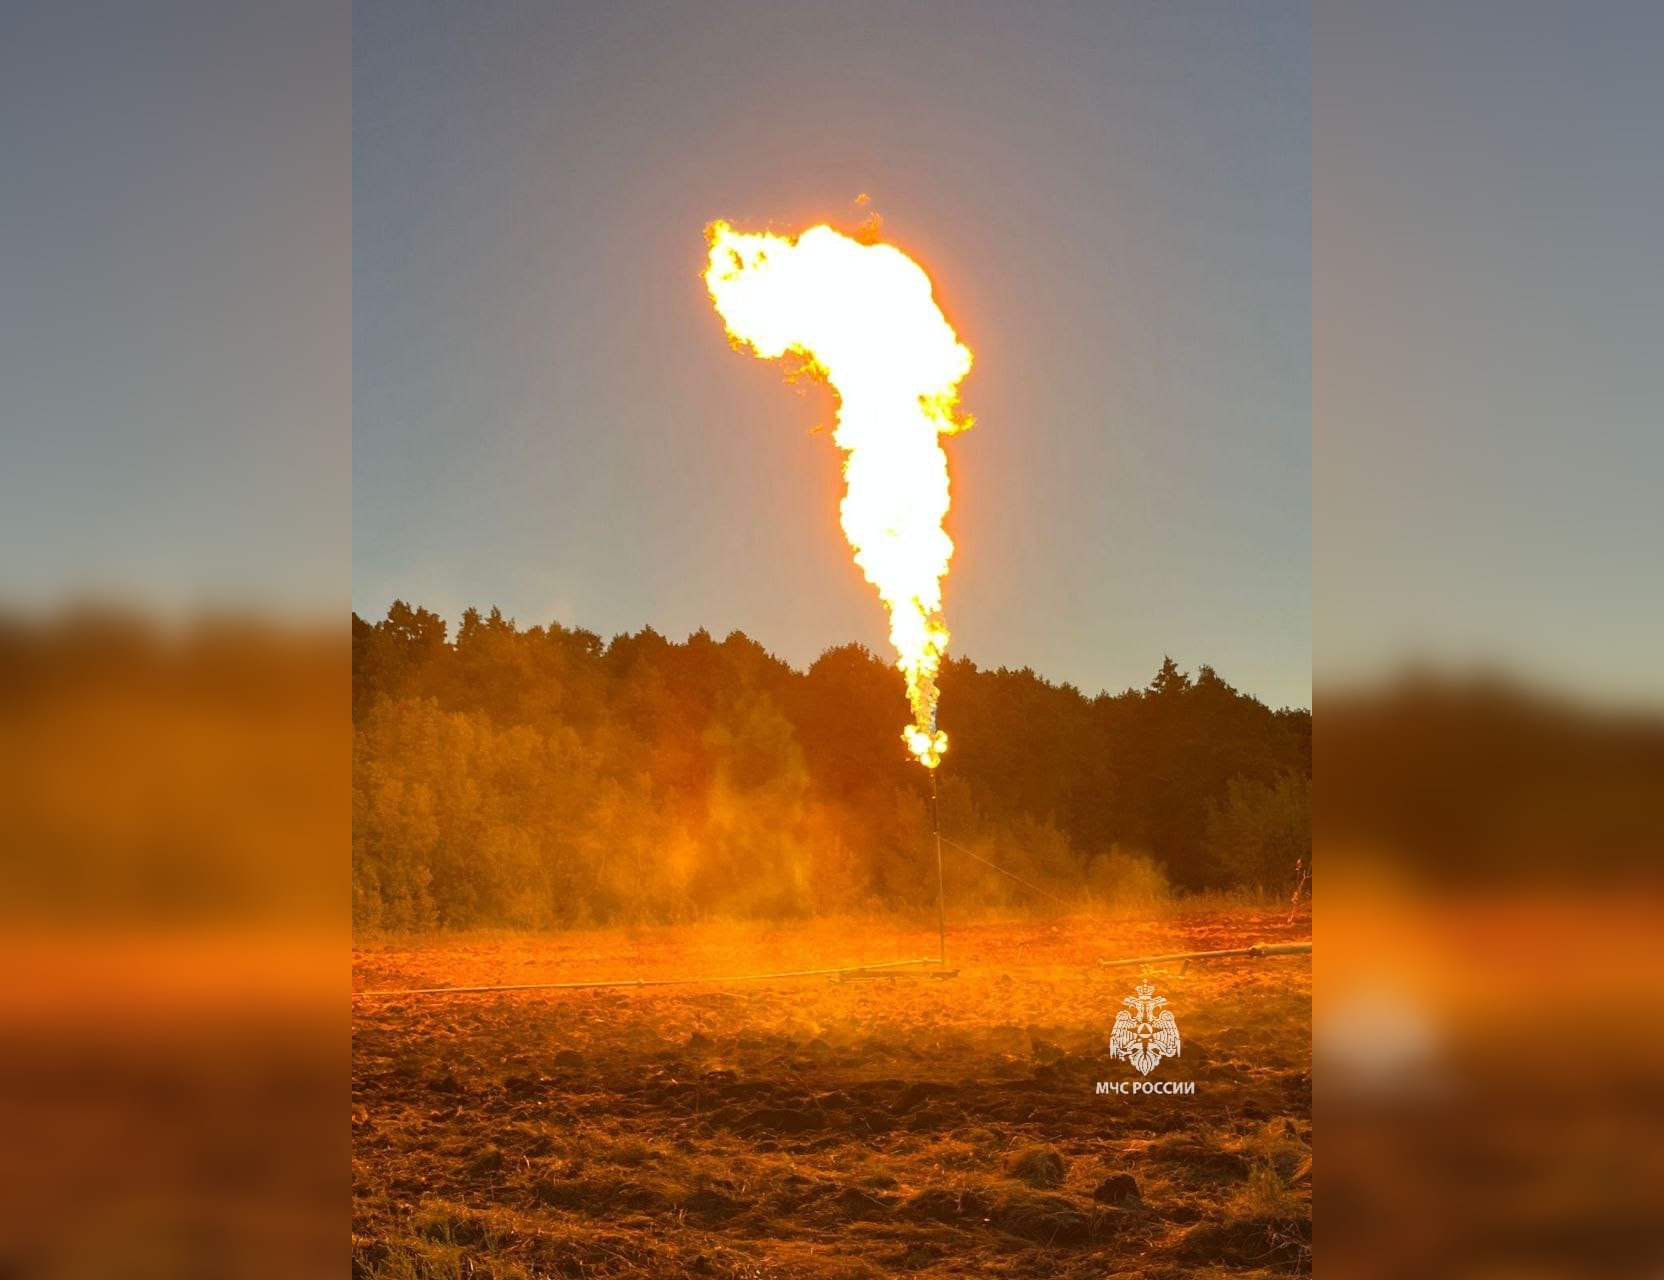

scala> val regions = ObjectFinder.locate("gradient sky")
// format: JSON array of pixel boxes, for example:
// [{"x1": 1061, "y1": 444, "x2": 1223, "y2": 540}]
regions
[
  {"x1": 1316, "y1": 1, "x2": 1664, "y2": 707},
  {"x1": 1, "y1": 4, "x2": 347, "y2": 620},
  {"x1": 354, "y1": 0, "x2": 1311, "y2": 708}
]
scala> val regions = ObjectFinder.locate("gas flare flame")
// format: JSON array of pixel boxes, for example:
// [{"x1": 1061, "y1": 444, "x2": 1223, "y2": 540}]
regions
[{"x1": 704, "y1": 219, "x2": 972, "y2": 769}]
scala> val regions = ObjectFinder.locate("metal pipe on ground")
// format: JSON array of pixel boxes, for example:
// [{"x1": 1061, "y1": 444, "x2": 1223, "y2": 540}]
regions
[
  {"x1": 353, "y1": 956, "x2": 943, "y2": 1001},
  {"x1": 1098, "y1": 941, "x2": 1312, "y2": 968}
]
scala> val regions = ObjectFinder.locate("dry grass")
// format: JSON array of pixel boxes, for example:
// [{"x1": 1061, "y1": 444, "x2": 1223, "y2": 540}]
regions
[{"x1": 353, "y1": 909, "x2": 1310, "y2": 1277}]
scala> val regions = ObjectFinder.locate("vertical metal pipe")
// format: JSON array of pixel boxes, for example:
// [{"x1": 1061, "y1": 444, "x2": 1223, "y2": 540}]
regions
[{"x1": 931, "y1": 769, "x2": 945, "y2": 966}]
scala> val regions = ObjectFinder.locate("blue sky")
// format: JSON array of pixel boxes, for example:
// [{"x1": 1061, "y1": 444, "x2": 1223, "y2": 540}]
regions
[
  {"x1": 1316, "y1": 1, "x2": 1664, "y2": 705},
  {"x1": 353, "y1": 0, "x2": 1312, "y2": 708},
  {"x1": 6, "y1": 4, "x2": 1657, "y2": 712}
]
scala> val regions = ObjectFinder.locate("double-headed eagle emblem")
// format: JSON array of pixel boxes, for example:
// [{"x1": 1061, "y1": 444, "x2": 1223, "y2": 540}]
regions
[{"x1": 1110, "y1": 981, "x2": 1181, "y2": 1076}]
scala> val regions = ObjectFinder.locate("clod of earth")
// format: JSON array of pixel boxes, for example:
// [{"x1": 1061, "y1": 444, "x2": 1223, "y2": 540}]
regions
[
  {"x1": 679, "y1": 1188, "x2": 749, "y2": 1221},
  {"x1": 991, "y1": 1189, "x2": 1095, "y2": 1246},
  {"x1": 896, "y1": 1188, "x2": 993, "y2": 1223},
  {"x1": 1006, "y1": 1145, "x2": 1068, "y2": 1188},
  {"x1": 1093, "y1": 1172, "x2": 1142, "y2": 1206}
]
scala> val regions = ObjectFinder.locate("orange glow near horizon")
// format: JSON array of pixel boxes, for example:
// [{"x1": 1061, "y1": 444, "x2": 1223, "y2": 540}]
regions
[{"x1": 704, "y1": 219, "x2": 972, "y2": 769}]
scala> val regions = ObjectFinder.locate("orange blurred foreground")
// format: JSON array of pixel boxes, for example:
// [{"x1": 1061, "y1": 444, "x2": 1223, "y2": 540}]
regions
[{"x1": 0, "y1": 615, "x2": 344, "y2": 1279}]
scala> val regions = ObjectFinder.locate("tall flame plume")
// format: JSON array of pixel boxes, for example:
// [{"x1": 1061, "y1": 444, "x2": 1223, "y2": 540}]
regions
[{"x1": 704, "y1": 220, "x2": 972, "y2": 769}]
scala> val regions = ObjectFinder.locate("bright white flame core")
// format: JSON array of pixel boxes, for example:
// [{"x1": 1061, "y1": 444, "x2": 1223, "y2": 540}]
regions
[{"x1": 704, "y1": 221, "x2": 971, "y2": 768}]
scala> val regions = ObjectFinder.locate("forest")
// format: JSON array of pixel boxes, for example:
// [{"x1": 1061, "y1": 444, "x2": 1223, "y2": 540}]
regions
[{"x1": 352, "y1": 603, "x2": 1312, "y2": 931}]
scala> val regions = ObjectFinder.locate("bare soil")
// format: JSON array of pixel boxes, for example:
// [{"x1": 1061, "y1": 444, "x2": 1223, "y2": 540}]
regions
[{"x1": 352, "y1": 910, "x2": 1310, "y2": 1278}]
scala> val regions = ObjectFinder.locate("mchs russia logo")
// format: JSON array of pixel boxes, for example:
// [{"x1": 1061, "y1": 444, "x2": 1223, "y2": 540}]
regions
[{"x1": 1109, "y1": 981, "x2": 1181, "y2": 1076}]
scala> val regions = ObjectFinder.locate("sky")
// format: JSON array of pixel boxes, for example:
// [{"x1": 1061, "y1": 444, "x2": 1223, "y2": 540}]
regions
[
  {"x1": 1, "y1": 4, "x2": 347, "y2": 620},
  {"x1": 353, "y1": 0, "x2": 1313, "y2": 710},
  {"x1": 1315, "y1": 1, "x2": 1664, "y2": 707},
  {"x1": 4, "y1": 3, "x2": 1657, "y2": 716}
]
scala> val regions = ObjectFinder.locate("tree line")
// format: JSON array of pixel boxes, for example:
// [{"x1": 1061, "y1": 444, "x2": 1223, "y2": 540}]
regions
[{"x1": 352, "y1": 602, "x2": 1311, "y2": 931}]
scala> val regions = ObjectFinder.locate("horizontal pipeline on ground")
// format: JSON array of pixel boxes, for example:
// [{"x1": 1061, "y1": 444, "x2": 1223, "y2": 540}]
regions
[
  {"x1": 353, "y1": 956, "x2": 942, "y2": 1000},
  {"x1": 1098, "y1": 941, "x2": 1312, "y2": 968}
]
